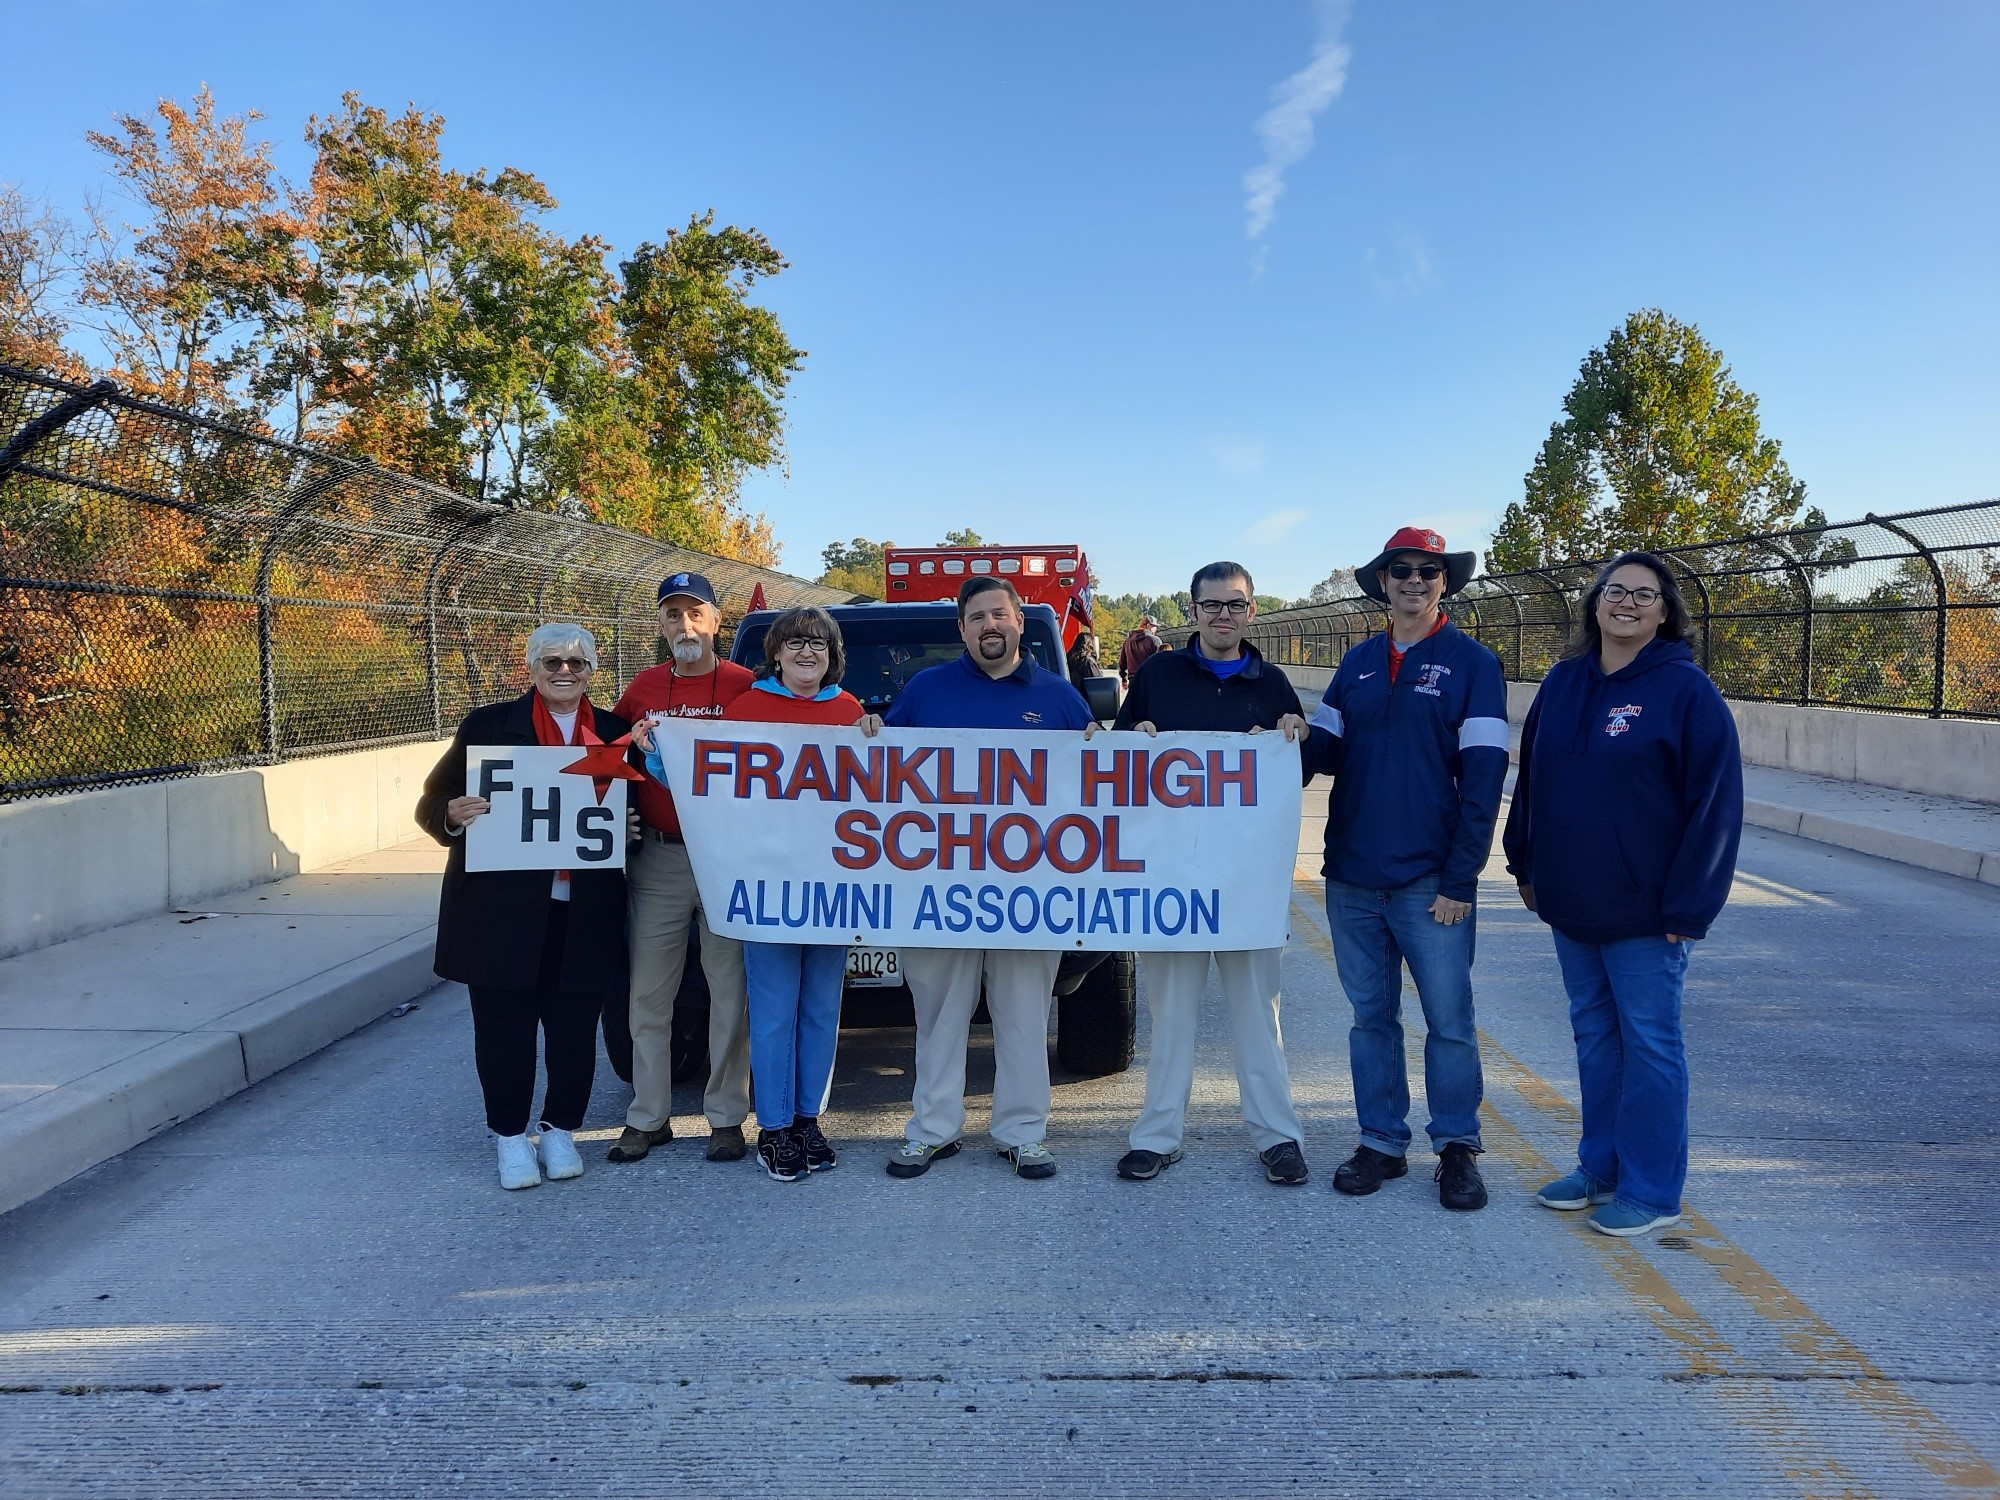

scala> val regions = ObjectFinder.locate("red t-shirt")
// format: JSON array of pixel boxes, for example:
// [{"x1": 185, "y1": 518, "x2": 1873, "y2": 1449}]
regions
[
  {"x1": 728, "y1": 680, "x2": 866, "y2": 727},
  {"x1": 1386, "y1": 612, "x2": 1448, "y2": 683},
  {"x1": 616, "y1": 660, "x2": 755, "y2": 833}
]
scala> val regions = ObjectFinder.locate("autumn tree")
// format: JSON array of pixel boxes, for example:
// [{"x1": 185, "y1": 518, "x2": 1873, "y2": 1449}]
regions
[
  {"x1": 0, "y1": 186, "x2": 86, "y2": 377},
  {"x1": 817, "y1": 537, "x2": 892, "y2": 598},
  {"x1": 1490, "y1": 309, "x2": 1814, "y2": 572},
  {"x1": 77, "y1": 86, "x2": 293, "y2": 409}
]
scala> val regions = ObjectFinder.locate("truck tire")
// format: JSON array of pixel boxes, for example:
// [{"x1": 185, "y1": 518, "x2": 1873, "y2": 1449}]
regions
[{"x1": 1055, "y1": 951, "x2": 1137, "y2": 1077}]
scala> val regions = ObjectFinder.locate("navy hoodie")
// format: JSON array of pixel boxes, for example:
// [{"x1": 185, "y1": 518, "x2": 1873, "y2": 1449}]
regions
[
  {"x1": 1300, "y1": 619, "x2": 1510, "y2": 901},
  {"x1": 883, "y1": 651, "x2": 1093, "y2": 731},
  {"x1": 1502, "y1": 638, "x2": 1743, "y2": 943}
]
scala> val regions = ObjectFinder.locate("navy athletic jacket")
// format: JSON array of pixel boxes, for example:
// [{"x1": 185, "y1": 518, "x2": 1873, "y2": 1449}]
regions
[
  {"x1": 884, "y1": 650, "x2": 1093, "y2": 730},
  {"x1": 1300, "y1": 619, "x2": 1510, "y2": 901},
  {"x1": 1502, "y1": 638, "x2": 1742, "y2": 943},
  {"x1": 1115, "y1": 640, "x2": 1303, "y2": 732}
]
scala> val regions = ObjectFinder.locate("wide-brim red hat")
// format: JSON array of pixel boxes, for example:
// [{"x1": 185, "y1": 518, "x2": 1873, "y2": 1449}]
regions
[{"x1": 1356, "y1": 526, "x2": 1478, "y2": 603}]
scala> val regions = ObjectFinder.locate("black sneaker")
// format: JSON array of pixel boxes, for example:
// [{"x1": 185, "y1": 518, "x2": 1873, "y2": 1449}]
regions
[
  {"x1": 1116, "y1": 1147, "x2": 1182, "y2": 1181},
  {"x1": 1332, "y1": 1145, "x2": 1409, "y2": 1196},
  {"x1": 1260, "y1": 1140, "x2": 1309, "y2": 1186},
  {"x1": 795, "y1": 1116, "x2": 837, "y2": 1172},
  {"x1": 1435, "y1": 1143, "x2": 1488, "y2": 1211},
  {"x1": 757, "y1": 1127, "x2": 806, "y2": 1183}
]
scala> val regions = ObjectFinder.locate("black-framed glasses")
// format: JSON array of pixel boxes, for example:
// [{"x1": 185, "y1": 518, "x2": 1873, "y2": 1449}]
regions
[
  {"x1": 1386, "y1": 562, "x2": 1443, "y2": 581},
  {"x1": 1194, "y1": 599, "x2": 1251, "y2": 617},
  {"x1": 537, "y1": 656, "x2": 593, "y2": 673},
  {"x1": 781, "y1": 637, "x2": 831, "y2": 654},
  {"x1": 1601, "y1": 583, "x2": 1662, "y2": 607}
]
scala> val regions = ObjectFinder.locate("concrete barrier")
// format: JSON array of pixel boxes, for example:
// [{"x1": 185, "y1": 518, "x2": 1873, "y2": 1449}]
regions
[{"x1": 0, "y1": 739, "x2": 450, "y2": 958}]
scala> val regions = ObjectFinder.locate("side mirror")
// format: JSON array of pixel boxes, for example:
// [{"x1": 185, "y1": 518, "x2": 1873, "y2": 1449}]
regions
[{"x1": 1083, "y1": 674, "x2": 1121, "y2": 723}]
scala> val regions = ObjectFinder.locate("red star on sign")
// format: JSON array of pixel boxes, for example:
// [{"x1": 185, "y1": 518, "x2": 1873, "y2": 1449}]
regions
[{"x1": 558, "y1": 735, "x2": 647, "y2": 803}]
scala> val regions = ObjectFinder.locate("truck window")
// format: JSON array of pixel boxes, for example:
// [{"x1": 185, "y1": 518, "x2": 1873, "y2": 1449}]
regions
[{"x1": 734, "y1": 616, "x2": 1065, "y2": 710}]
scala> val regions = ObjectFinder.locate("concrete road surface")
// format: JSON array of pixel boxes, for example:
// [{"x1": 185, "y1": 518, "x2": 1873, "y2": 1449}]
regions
[{"x1": 1, "y1": 823, "x2": 1996, "y2": 1498}]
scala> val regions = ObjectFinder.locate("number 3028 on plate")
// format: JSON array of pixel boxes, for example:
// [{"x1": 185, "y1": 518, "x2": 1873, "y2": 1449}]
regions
[{"x1": 845, "y1": 947, "x2": 901, "y2": 988}]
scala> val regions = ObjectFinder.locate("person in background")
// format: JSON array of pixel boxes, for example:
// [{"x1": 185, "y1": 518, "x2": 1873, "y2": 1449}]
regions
[
  {"x1": 416, "y1": 624, "x2": 631, "y2": 1190},
  {"x1": 642, "y1": 606, "x2": 872, "y2": 1183},
  {"x1": 1300, "y1": 527, "x2": 1509, "y2": 1212},
  {"x1": 879, "y1": 575, "x2": 1095, "y2": 1181},
  {"x1": 1111, "y1": 563, "x2": 1312, "y2": 1186},
  {"x1": 1119, "y1": 614, "x2": 1164, "y2": 686},
  {"x1": 1504, "y1": 551, "x2": 1742, "y2": 1237},
  {"x1": 608, "y1": 572, "x2": 756, "y2": 1166}
]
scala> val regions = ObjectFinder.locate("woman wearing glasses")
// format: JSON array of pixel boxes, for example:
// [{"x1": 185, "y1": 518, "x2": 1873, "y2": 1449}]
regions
[
  {"x1": 717, "y1": 607, "x2": 870, "y2": 1182},
  {"x1": 417, "y1": 624, "x2": 634, "y2": 1190},
  {"x1": 1502, "y1": 553, "x2": 1743, "y2": 1237}
]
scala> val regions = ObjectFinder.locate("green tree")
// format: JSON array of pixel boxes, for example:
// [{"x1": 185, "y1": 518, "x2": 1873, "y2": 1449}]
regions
[
  {"x1": 1491, "y1": 309, "x2": 1814, "y2": 572},
  {"x1": 816, "y1": 536, "x2": 892, "y2": 599},
  {"x1": 940, "y1": 527, "x2": 984, "y2": 546}
]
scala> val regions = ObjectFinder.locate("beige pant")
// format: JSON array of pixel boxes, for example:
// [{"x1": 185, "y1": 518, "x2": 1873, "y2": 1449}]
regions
[
  {"x1": 901, "y1": 947, "x2": 1062, "y2": 1149},
  {"x1": 625, "y1": 836, "x2": 750, "y2": 1132},
  {"x1": 1130, "y1": 947, "x2": 1304, "y2": 1155}
]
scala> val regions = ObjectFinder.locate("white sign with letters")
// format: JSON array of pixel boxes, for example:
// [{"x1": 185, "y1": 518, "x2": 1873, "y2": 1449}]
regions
[
  {"x1": 463, "y1": 745, "x2": 628, "y2": 872},
  {"x1": 648, "y1": 721, "x2": 1300, "y2": 952}
]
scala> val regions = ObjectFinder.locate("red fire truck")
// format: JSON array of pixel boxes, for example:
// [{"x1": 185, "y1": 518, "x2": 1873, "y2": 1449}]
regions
[{"x1": 882, "y1": 543, "x2": 1102, "y2": 683}]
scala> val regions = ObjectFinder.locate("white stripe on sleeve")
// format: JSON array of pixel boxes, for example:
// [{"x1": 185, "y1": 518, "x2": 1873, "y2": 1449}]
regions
[
  {"x1": 1458, "y1": 716, "x2": 1510, "y2": 751},
  {"x1": 1310, "y1": 701, "x2": 1344, "y2": 737}
]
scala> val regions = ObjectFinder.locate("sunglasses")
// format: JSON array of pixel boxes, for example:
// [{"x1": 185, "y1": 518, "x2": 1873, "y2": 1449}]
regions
[
  {"x1": 537, "y1": 656, "x2": 593, "y2": 673},
  {"x1": 1386, "y1": 562, "x2": 1443, "y2": 581}
]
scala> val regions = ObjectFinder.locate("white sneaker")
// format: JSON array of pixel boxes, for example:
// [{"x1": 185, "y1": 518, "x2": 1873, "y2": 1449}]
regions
[
  {"x1": 496, "y1": 1133, "x2": 542, "y2": 1190},
  {"x1": 536, "y1": 1123, "x2": 584, "y2": 1181}
]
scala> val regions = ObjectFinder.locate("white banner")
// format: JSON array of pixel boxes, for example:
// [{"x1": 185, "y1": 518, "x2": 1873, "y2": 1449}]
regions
[
  {"x1": 464, "y1": 745, "x2": 629, "y2": 872},
  {"x1": 650, "y1": 721, "x2": 1300, "y2": 952}
]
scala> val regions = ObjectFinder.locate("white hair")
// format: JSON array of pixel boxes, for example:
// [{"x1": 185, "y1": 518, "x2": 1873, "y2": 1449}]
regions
[{"x1": 525, "y1": 623, "x2": 599, "y2": 670}]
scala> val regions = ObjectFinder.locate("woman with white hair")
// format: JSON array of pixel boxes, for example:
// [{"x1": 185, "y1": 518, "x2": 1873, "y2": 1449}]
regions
[{"x1": 417, "y1": 624, "x2": 634, "y2": 1190}]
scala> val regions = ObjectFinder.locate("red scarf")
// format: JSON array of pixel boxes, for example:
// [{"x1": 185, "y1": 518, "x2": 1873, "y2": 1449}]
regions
[{"x1": 532, "y1": 690, "x2": 600, "y2": 750}]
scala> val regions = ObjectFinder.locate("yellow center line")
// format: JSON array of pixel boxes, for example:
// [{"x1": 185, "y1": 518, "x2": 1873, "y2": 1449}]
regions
[{"x1": 1287, "y1": 882, "x2": 1999, "y2": 1495}]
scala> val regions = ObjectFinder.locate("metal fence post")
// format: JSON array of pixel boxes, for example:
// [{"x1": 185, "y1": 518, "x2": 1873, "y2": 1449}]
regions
[
  {"x1": 424, "y1": 515, "x2": 501, "y2": 738},
  {"x1": 0, "y1": 378, "x2": 117, "y2": 479}
]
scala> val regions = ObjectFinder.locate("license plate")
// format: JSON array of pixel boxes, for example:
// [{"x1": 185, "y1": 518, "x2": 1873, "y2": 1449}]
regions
[{"x1": 845, "y1": 947, "x2": 902, "y2": 988}]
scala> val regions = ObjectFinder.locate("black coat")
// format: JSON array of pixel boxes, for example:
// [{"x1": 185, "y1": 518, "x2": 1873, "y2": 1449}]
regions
[
  {"x1": 1114, "y1": 642, "x2": 1304, "y2": 732},
  {"x1": 416, "y1": 692, "x2": 632, "y2": 992}
]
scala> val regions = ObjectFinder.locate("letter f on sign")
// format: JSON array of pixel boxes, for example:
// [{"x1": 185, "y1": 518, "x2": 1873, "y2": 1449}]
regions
[{"x1": 692, "y1": 740, "x2": 732, "y2": 796}]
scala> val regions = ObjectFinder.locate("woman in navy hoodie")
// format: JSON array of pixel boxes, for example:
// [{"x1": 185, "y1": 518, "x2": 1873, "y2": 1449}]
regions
[{"x1": 1502, "y1": 552, "x2": 1742, "y2": 1237}]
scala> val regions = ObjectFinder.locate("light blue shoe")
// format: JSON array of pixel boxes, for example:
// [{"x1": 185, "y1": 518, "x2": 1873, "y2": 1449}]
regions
[
  {"x1": 1535, "y1": 1169, "x2": 1615, "y2": 1211},
  {"x1": 1588, "y1": 1201, "x2": 1683, "y2": 1237}
]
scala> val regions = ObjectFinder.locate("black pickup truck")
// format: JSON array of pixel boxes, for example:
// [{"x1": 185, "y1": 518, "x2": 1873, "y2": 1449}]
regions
[{"x1": 657, "y1": 600, "x2": 1136, "y2": 1081}]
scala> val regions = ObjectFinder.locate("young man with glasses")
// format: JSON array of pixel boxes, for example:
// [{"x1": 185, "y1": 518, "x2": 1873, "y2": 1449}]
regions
[
  {"x1": 1299, "y1": 528, "x2": 1509, "y2": 1211},
  {"x1": 608, "y1": 572, "x2": 757, "y2": 1166},
  {"x1": 879, "y1": 575, "x2": 1095, "y2": 1181},
  {"x1": 1110, "y1": 562, "x2": 1313, "y2": 1186}
]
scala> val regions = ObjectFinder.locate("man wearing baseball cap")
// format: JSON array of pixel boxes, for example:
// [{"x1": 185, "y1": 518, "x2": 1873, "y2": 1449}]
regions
[
  {"x1": 607, "y1": 571, "x2": 757, "y2": 1165},
  {"x1": 1299, "y1": 528, "x2": 1509, "y2": 1211}
]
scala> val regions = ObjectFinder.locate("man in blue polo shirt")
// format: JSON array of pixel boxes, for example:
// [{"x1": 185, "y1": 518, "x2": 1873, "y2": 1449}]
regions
[
  {"x1": 1301, "y1": 527, "x2": 1510, "y2": 1212},
  {"x1": 881, "y1": 575, "x2": 1094, "y2": 1181}
]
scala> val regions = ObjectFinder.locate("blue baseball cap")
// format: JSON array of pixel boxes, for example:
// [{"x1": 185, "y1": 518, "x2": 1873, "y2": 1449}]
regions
[{"x1": 657, "y1": 570, "x2": 719, "y2": 606}]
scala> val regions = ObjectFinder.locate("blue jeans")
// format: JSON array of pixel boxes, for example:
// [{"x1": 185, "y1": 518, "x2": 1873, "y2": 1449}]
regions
[
  {"x1": 1551, "y1": 931, "x2": 1690, "y2": 1218},
  {"x1": 742, "y1": 942, "x2": 846, "y2": 1130},
  {"x1": 1325, "y1": 877, "x2": 1483, "y2": 1156}
]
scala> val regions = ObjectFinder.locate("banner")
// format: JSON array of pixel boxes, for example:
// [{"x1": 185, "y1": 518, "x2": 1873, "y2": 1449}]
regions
[
  {"x1": 464, "y1": 746, "x2": 629, "y2": 872},
  {"x1": 650, "y1": 721, "x2": 1300, "y2": 952}
]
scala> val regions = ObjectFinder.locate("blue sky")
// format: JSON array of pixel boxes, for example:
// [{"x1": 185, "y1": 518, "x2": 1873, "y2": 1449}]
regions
[{"x1": 4, "y1": 1, "x2": 1995, "y2": 600}]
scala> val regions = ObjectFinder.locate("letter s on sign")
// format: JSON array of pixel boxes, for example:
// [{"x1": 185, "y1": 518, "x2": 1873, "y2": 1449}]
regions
[{"x1": 832, "y1": 809, "x2": 881, "y2": 870}]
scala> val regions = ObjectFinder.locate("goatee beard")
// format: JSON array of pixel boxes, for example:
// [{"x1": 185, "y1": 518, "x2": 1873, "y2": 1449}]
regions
[{"x1": 672, "y1": 638, "x2": 706, "y2": 665}]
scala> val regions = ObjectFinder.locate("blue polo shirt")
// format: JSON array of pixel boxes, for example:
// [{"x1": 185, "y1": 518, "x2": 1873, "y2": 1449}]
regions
[{"x1": 884, "y1": 651, "x2": 1094, "y2": 731}]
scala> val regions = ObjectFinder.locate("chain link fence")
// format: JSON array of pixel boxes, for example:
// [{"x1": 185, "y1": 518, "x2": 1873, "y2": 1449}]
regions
[
  {"x1": 0, "y1": 363, "x2": 856, "y2": 799},
  {"x1": 1246, "y1": 499, "x2": 2000, "y2": 720}
]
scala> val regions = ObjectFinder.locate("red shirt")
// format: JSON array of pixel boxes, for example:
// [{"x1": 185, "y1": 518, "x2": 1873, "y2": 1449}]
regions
[
  {"x1": 728, "y1": 679, "x2": 866, "y2": 726},
  {"x1": 616, "y1": 659, "x2": 755, "y2": 833},
  {"x1": 1386, "y1": 612, "x2": 1448, "y2": 684}
]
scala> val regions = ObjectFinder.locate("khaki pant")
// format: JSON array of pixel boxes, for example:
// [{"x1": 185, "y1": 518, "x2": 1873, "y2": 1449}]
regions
[
  {"x1": 901, "y1": 947, "x2": 1062, "y2": 1149},
  {"x1": 1130, "y1": 947, "x2": 1304, "y2": 1155},
  {"x1": 625, "y1": 836, "x2": 750, "y2": 1132}
]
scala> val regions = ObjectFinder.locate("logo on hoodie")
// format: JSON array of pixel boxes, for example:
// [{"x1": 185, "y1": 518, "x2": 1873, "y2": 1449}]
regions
[
  {"x1": 1605, "y1": 703, "x2": 1643, "y2": 736},
  {"x1": 1022, "y1": 710, "x2": 1044, "y2": 725},
  {"x1": 1414, "y1": 662, "x2": 1451, "y2": 697}
]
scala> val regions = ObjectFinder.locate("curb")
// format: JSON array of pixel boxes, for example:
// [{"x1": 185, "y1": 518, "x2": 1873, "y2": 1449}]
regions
[
  {"x1": 1743, "y1": 800, "x2": 2000, "y2": 887},
  {"x1": 0, "y1": 928, "x2": 439, "y2": 1218}
]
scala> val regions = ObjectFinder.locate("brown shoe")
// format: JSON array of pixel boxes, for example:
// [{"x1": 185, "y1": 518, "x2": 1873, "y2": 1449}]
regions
[
  {"x1": 606, "y1": 1123, "x2": 672, "y2": 1163},
  {"x1": 705, "y1": 1124, "x2": 748, "y2": 1162}
]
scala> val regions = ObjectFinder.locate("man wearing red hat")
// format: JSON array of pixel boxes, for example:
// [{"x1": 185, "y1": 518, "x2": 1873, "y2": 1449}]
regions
[{"x1": 1299, "y1": 527, "x2": 1510, "y2": 1212}]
